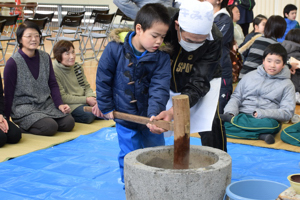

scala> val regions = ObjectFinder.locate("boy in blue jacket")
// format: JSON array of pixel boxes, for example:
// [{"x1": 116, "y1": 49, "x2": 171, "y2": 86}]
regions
[
  {"x1": 278, "y1": 4, "x2": 300, "y2": 43},
  {"x1": 93, "y1": 3, "x2": 171, "y2": 184}
]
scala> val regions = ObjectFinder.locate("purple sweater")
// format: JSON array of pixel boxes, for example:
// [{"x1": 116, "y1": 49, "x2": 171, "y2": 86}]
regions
[{"x1": 4, "y1": 49, "x2": 63, "y2": 119}]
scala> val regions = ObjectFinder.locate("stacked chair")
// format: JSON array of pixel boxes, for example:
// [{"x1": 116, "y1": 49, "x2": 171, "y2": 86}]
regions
[
  {"x1": 0, "y1": 8, "x2": 134, "y2": 64},
  {"x1": 33, "y1": 12, "x2": 54, "y2": 38},
  {"x1": 24, "y1": 17, "x2": 48, "y2": 51},
  {"x1": 0, "y1": 14, "x2": 19, "y2": 66},
  {"x1": 81, "y1": 9, "x2": 109, "y2": 34},
  {"x1": 80, "y1": 12, "x2": 115, "y2": 62},
  {"x1": 0, "y1": 19, "x2": 6, "y2": 66},
  {"x1": 46, "y1": 14, "x2": 85, "y2": 62}
]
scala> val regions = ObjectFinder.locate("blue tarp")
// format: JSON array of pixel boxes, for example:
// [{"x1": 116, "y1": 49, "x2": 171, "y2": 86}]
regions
[{"x1": 0, "y1": 127, "x2": 299, "y2": 199}]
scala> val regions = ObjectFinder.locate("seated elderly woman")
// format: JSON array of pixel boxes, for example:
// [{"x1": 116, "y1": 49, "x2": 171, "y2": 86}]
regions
[
  {"x1": 52, "y1": 40, "x2": 97, "y2": 124},
  {"x1": 4, "y1": 21, "x2": 75, "y2": 136}
]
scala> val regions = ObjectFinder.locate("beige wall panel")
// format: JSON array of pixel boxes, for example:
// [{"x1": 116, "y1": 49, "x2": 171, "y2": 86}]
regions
[
  {"x1": 254, "y1": 0, "x2": 300, "y2": 20},
  {"x1": 253, "y1": 0, "x2": 275, "y2": 18}
]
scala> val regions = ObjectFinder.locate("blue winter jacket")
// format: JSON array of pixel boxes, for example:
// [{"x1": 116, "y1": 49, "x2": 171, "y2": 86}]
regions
[
  {"x1": 96, "y1": 30, "x2": 171, "y2": 129},
  {"x1": 277, "y1": 18, "x2": 300, "y2": 43}
]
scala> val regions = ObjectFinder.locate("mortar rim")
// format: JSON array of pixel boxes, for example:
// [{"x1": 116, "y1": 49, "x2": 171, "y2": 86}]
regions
[{"x1": 124, "y1": 145, "x2": 232, "y2": 172}]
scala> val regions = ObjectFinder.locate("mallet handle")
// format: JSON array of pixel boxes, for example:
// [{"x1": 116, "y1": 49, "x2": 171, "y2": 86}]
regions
[{"x1": 83, "y1": 106, "x2": 173, "y2": 131}]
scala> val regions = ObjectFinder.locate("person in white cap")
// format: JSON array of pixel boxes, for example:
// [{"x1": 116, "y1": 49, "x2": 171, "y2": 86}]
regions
[{"x1": 147, "y1": 0, "x2": 227, "y2": 152}]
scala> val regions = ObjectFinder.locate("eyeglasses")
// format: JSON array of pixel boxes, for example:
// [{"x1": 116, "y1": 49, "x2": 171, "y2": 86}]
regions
[{"x1": 22, "y1": 35, "x2": 41, "y2": 39}]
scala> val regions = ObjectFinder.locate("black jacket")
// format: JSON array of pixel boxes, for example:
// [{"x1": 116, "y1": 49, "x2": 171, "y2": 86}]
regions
[
  {"x1": 164, "y1": 12, "x2": 223, "y2": 107},
  {"x1": 213, "y1": 10, "x2": 234, "y2": 79}
]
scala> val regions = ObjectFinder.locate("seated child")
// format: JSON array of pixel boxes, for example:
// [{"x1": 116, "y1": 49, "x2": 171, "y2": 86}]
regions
[
  {"x1": 92, "y1": 3, "x2": 171, "y2": 184},
  {"x1": 221, "y1": 43, "x2": 295, "y2": 144},
  {"x1": 240, "y1": 15, "x2": 286, "y2": 78},
  {"x1": 228, "y1": 4, "x2": 244, "y2": 47},
  {"x1": 277, "y1": 4, "x2": 300, "y2": 43},
  {"x1": 239, "y1": 14, "x2": 267, "y2": 58}
]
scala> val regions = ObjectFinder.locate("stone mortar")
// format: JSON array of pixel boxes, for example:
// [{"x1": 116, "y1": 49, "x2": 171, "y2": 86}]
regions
[{"x1": 124, "y1": 145, "x2": 232, "y2": 200}]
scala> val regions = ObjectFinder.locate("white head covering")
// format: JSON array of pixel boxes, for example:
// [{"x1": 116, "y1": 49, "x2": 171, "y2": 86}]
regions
[{"x1": 178, "y1": 0, "x2": 214, "y2": 35}]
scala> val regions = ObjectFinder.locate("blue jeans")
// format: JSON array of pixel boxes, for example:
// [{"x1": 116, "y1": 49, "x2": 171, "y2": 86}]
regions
[
  {"x1": 113, "y1": 0, "x2": 172, "y2": 20},
  {"x1": 71, "y1": 105, "x2": 96, "y2": 124},
  {"x1": 116, "y1": 123, "x2": 165, "y2": 182}
]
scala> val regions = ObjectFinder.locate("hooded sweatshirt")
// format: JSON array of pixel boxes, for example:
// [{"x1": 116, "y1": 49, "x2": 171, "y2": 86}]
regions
[{"x1": 224, "y1": 64, "x2": 295, "y2": 122}]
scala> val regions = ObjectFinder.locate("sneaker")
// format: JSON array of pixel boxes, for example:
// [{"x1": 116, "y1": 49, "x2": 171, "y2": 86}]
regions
[{"x1": 291, "y1": 114, "x2": 300, "y2": 124}]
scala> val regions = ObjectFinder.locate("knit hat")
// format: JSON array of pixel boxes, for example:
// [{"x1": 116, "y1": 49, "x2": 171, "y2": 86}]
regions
[{"x1": 178, "y1": 0, "x2": 214, "y2": 35}]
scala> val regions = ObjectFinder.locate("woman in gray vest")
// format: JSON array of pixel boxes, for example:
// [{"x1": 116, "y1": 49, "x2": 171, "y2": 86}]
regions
[{"x1": 4, "y1": 21, "x2": 75, "y2": 136}]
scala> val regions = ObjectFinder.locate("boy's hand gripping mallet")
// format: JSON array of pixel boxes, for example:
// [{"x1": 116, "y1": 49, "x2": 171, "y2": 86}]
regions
[
  {"x1": 83, "y1": 106, "x2": 174, "y2": 131},
  {"x1": 83, "y1": 95, "x2": 190, "y2": 169}
]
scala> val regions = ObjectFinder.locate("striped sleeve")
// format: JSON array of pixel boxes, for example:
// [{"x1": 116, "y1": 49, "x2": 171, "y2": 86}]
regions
[{"x1": 241, "y1": 37, "x2": 278, "y2": 76}]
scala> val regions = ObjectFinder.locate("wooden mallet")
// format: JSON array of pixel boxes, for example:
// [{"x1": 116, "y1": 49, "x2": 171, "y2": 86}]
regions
[{"x1": 84, "y1": 95, "x2": 190, "y2": 169}]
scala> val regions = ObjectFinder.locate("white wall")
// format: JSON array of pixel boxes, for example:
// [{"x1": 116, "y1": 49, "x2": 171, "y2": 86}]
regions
[{"x1": 253, "y1": 0, "x2": 300, "y2": 19}]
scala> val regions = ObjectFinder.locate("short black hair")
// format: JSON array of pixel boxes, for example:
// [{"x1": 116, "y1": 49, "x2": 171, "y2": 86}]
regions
[
  {"x1": 263, "y1": 43, "x2": 287, "y2": 64},
  {"x1": 16, "y1": 21, "x2": 42, "y2": 49},
  {"x1": 264, "y1": 15, "x2": 286, "y2": 39},
  {"x1": 285, "y1": 29, "x2": 300, "y2": 44},
  {"x1": 134, "y1": 3, "x2": 170, "y2": 32},
  {"x1": 221, "y1": 0, "x2": 229, "y2": 9},
  {"x1": 252, "y1": 14, "x2": 267, "y2": 29},
  {"x1": 283, "y1": 4, "x2": 297, "y2": 18}
]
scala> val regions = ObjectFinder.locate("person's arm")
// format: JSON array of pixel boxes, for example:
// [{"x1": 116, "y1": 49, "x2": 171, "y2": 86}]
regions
[
  {"x1": 48, "y1": 55, "x2": 64, "y2": 108},
  {"x1": 96, "y1": 42, "x2": 117, "y2": 114},
  {"x1": 80, "y1": 66, "x2": 95, "y2": 97},
  {"x1": 147, "y1": 107, "x2": 173, "y2": 134},
  {"x1": 79, "y1": 66, "x2": 97, "y2": 106},
  {"x1": 54, "y1": 70, "x2": 87, "y2": 104},
  {"x1": 3, "y1": 58, "x2": 17, "y2": 119},
  {"x1": 215, "y1": 14, "x2": 234, "y2": 47},
  {"x1": 0, "y1": 73, "x2": 8, "y2": 133},
  {"x1": 223, "y1": 78, "x2": 244, "y2": 116},
  {"x1": 113, "y1": 0, "x2": 139, "y2": 20},
  {"x1": 147, "y1": 53, "x2": 171, "y2": 117},
  {"x1": 254, "y1": 84, "x2": 296, "y2": 122}
]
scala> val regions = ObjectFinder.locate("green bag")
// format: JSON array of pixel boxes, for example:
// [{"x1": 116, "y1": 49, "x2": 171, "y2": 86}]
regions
[
  {"x1": 225, "y1": 113, "x2": 281, "y2": 139},
  {"x1": 281, "y1": 123, "x2": 300, "y2": 147}
]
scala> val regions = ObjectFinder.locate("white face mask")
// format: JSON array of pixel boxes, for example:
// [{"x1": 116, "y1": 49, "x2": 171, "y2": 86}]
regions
[{"x1": 178, "y1": 30, "x2": 205, "y2": 52}]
